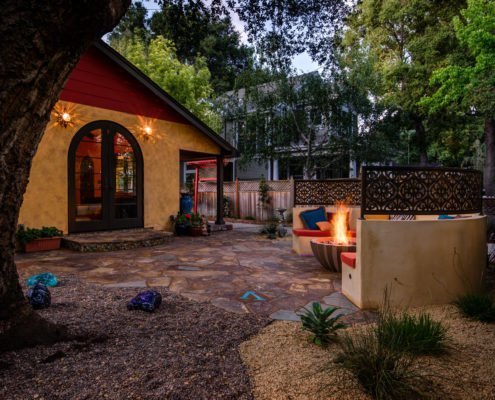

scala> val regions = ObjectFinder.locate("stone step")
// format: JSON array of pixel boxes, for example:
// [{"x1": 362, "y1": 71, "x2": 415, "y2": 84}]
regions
[{"x1": 62, "y1": 228, "x2": 173, "y2": 252}]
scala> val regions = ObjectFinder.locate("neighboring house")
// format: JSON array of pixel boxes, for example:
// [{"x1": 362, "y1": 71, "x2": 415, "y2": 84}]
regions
[
  {"x1": 18, "y1": 41, "x2": 237, "y2": 234},
  {"x1": 217, "y1": 73, "x2": 358, "y2": 181}
]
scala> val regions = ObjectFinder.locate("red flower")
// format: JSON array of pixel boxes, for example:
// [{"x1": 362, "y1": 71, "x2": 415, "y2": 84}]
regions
[{"x1": 184, "y1": 214, "x2": 191, "y2": 219}]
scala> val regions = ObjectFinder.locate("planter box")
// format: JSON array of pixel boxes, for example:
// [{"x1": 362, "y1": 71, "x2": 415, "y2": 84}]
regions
[
  {"x1": 23, "y1": 237, "x2": 62, "y2": 253},
  {"x1": 190, "y1": 227, "x2": 203, "y2": 237}
]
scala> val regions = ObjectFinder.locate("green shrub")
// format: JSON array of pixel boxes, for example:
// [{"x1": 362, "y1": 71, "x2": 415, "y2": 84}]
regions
[
  {"x1": 244, "y1": 215, "x2": 255, "y2": 220},
  {"x1": 376, "y1": 311, "x2": 449, "y2": 355},
  {"x1": 16, "y1": 226, "x2": 63, "y2": 245},
  {"x1": 260, "y1": 220, "x2": 278, "y2": 239},
  {"x1": 455, "y1": 292, "x2": 495, "y2": 323},
  {"x1": 336, "y1": 330, "x2": 423, "y2": 400},
  {"x1": 300, "y1": 302, "x2": 346, "y2": 346}
]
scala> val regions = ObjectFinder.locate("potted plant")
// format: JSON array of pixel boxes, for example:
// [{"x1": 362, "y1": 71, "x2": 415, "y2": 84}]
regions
[
  {"x1": 190, "y1": 213, "x2": 203, "y2": 236},
  {"x1": 17, "y1": 226, "x2": 63, "y2": 253},
  {"x1": 174, "y1": 213, "x2": 191, "y2": 236}
]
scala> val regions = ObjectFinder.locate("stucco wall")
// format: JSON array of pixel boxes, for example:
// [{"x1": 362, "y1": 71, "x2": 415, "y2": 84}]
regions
[
  {"x1": 342, "y1": 216, "x2": 487, "y2": 309},
  {"x1": 18, "y1": 101, "x2": 221, "y2": 233}
]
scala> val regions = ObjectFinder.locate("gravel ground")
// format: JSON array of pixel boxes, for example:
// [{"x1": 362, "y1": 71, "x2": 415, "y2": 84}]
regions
[
  {"x1": 0, "y1": 274, "x2": 269, "y2": 400},
  {"x1": 240, "y1": 305, "x2": 495, "y2": 400}
]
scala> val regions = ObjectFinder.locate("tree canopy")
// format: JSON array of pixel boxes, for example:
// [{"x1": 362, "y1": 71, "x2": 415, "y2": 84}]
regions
[{"x1": 112, "y1": 34, "x2": 221, "y2": 130}]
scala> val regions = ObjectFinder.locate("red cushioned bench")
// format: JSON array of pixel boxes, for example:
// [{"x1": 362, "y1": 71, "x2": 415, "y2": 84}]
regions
[{"x1": 341, "y1": 252, "x2": 356, "y2": 268}]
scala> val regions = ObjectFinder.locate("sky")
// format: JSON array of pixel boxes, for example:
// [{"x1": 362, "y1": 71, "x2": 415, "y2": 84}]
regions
[{"x1": 138, "y1": 0, "x2": 320, "y2": 73}]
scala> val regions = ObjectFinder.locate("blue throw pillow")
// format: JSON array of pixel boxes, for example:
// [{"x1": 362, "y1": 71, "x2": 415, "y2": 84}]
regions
[
  {"x1": 300, "y1": 207, "x2": 327, "y2": 230},
  {"x1": 438, "y1": 214, "x2": 455, "y2": 220}
]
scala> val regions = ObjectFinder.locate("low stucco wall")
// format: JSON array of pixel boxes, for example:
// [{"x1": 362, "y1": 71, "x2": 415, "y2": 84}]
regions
[
  {"x1": 18, "y1": 101, "x2": 221, "y2": 233},
  {"x1": 343, "y1": 216, "x2": 487, "y2": 309}
]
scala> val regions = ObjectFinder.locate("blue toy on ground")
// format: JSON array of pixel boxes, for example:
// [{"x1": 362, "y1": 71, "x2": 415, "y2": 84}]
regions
[
  {"x1": 26, "y1": 272, "x2": 58, "y2": 287},
  {"x1": 27, "y1": 282, "x2": 51, "y2": 309},
  {"x1": 127, "y1": 290, "x2": 162, "y2": 312}
]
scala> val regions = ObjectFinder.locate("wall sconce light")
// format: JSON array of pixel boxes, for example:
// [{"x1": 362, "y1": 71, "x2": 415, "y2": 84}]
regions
[
  {"x1": 142, "y1": 125, "x2": 153, "y2": 140},
  {"x1": 53, "y1": 106, "x2": 75, "y2": 128}
]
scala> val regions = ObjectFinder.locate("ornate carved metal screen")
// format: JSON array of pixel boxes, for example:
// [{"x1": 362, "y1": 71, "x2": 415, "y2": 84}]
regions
[
  {"x1": 361, "y1": 166, "x2": 483, "y2": 217},
  {"x1": 294, "y1": 179, "x2": 361, "y2": 206}
]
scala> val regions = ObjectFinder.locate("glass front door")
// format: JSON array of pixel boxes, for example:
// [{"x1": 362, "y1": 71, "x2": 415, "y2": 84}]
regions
[{"x1": 69, "y1": 122, "x2": 143, "y2": 233}]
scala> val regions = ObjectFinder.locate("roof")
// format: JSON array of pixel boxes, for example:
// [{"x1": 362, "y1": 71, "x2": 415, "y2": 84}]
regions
[{"x1": 93, "y1": 41, "x2": 238, "y2": 158}]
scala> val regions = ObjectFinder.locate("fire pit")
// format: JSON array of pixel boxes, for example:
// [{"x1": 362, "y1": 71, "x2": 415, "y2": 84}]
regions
[
  {"x1": 310, "y1": 203, "x2": 356, "y2": 272},
  {"x1": 311, "y1": 237, "x2": 356, "y2": 272}
]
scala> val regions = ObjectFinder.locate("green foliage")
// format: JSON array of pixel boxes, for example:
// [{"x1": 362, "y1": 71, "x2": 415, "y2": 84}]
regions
[
  {"x1": 175, "y1": 213, "x2": 191, "y2": 226},
  {"x1": 455, "y1": 292, "x2": 495, "y2": 323},
  {"x1": 190, "y1": 213, "x2": 203, "y2": 227},
  {"x1": 111, "y1": 34, "x2": 221, "y2": 131},
  {"x1": 149, "y1": 0, "x2": 252, "y2": 93},
  {"x1": 223, "y1": 71, "x2": 355, "y2": 178},
  {"x1": 422, "y1": 0, "x2": 495, "y2": 117},
  {"x1": 108, "y1": 2, "x2": 150, "y2": 43},
  {"x1": 336, "y1": 329, "x2": 423, "y2": 400},
  {"x1": 228, "y1": 0, "x2": 350, "y2": 68},
  {"x1": 300, "y1": 302, "x2": 346, "y2": 346},
  {"x1": 376, "y1": 311, "x2": 449, "y2": 355},
  {"x1": 341, "y1": 0, "x2": 468, "y2": 165},
  {"x1": 258, "y1": 176, "x2": 270, "y2": 207},
  {"x1": 260, "y1": 220, "x2": 278, "y2": 239},
  {"x1": 244, "y1": 215, "x2": 255, "y2": 220},
  {"x1": 16, "y1": 226, "x2": 63, "y2": 245}
]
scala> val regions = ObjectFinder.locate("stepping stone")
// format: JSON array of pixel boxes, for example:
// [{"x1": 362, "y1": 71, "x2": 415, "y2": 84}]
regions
[
  {"x1": 211, "y1": 297, "x2": 249, "y2": 314},
  {"x1": 270, "y1": 309, "x2": 301, "y2": 322},
  {"x1": 178, "y1": 266, "x2": 201, "y2": 271},
  {"x1": 103, "y1": 280, "x2": 147, "y2": 288},
  {"x1": 322, "y1": 292, "x2": 359, "y2": 312},
  {"x1": 146, "y1": 277, "x2": 171, "y2": 287}
]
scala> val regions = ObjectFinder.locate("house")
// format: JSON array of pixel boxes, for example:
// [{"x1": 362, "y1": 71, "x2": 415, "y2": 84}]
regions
[
  {"x1": 18, "y1": 41, "x2": 237, "y2": 234},
  {"x1": 216, "y1": 73, "x2": 358, "y2": 181}
]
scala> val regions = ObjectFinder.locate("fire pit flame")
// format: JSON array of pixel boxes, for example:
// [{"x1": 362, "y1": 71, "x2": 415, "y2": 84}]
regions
[{"x1": 331, "y1": 203, "x2": 350, "y2": 245}]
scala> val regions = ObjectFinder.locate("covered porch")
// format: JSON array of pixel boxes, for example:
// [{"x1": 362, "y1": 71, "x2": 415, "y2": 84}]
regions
[{"x1": 180, "y1": 150, "x2": 229, "y2": 227}]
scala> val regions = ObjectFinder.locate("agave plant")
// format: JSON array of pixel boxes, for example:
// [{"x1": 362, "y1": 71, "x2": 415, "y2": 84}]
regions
[{"x1": 300, "y1": 302, "x2": 346, "y2": 346}]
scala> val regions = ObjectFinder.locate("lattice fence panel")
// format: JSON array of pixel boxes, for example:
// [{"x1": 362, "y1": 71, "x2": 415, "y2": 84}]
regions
[
  {"x1": 362, "y1": 166, "x2": 482, "y2": 215},
  {"x1": 294, "y1": 179, "x2": 361, "y2": 206}
]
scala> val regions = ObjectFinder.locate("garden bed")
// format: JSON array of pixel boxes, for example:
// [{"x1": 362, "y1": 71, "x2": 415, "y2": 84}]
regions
[
  {"x1": 240, "y1": 306, "x2": 495, "y2": 400},
  {"x1": 0, "y1": 274, "x2": 268, "y2": 399}
]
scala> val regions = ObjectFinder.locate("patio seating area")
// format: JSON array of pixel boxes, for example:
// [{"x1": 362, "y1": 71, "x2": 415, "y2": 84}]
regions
[{"x1": 15, "y1": 226, "x2": 371, "y2": 324}]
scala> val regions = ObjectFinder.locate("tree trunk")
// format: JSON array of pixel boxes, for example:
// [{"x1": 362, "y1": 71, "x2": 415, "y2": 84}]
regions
[
  {"x1": 0, "y1": 0, "x2": 130, "y2": 350},
  {"x1": 413, "y1": 118, "x2": 428, "y2": 165},
  {"x1": 484, "y1": 116, "x2": 495, "y2": 196}
]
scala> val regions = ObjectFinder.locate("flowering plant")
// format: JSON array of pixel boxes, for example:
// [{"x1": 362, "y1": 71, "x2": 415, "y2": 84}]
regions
[
  {"x1": 175, "y1": 213, "x2": 191, "y2": 225},
  {"x1": 190, "y1": 213, "x2": 203, "y2": 227}
]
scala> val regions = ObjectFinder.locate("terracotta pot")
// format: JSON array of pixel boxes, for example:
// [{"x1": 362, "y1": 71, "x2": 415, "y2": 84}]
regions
[
  {"x1": 190, "y1": 226, "x2": 203, "y2": 237},
  {"x1": 23, "y1": 237, "x2": 62, "y2": 253}
]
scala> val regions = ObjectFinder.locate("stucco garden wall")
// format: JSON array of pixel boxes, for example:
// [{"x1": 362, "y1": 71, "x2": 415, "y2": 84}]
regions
[
  {"x1": 18, "y1": 101, "x2": 221, "y2": 233},
  {"x1": 342, "y1": 216, "x2": 487, "y2": 309}
]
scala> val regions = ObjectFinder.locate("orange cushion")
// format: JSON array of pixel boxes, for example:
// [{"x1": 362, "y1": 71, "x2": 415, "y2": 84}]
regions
[
  {"x1": 316, "y1": 221, "x2": 332, "y2": 231},
  {"x1": 364, "y1": 214, "x2": 390, "y2": 220},
  {"x1": 341, "y1": 252, "x2": 356, "y2": 268},
  {"x1": 293, "y1": 229, "x2": 331, "y2": 237}
]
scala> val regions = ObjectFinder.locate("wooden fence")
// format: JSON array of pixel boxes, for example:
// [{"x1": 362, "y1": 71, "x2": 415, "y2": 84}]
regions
[{"x1": 197, "y1": 179, "x2": 293, "y2": 220}]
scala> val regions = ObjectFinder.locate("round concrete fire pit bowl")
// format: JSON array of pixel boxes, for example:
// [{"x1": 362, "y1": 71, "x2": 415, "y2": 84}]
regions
[{"x1": 310, "y1": 237, "x2": 356, "y2": 272}]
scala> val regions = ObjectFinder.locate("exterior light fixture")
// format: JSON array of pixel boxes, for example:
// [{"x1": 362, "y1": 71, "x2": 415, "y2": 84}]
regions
[
  {"x1": 53, "y1": 106, "x2": 75, "y2": 128},
  {"x1": 141, "y1": 125, "x2": 153, "y2": 140}
]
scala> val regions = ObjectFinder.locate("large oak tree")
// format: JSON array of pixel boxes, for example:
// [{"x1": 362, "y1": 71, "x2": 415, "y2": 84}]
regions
[{"x1": 0, "y1": 0, "x2": 130, "y2": 350}]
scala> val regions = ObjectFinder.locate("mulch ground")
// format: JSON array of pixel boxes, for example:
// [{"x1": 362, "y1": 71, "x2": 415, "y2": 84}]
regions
[{"x1": 0, "y1": 274, "x2": 269, "y2": 400}]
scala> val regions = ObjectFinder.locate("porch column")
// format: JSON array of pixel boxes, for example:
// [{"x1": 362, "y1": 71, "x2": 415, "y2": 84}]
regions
[{"x1": 216, "y1": 155, "x2": 225, "y2": 225}]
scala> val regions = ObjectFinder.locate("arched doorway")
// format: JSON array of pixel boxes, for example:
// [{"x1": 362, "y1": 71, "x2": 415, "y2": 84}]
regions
[{"x1": 68, "y1": 121, "x2": 144, "y2": 233}]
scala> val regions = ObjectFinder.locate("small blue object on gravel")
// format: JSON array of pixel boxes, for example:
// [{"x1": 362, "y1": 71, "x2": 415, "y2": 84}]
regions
[
  {"x1": 27, "y1": 282, "x2": 51, "y2": 309},
  {"x1": 127, "y1": 290, "x2": 162, "y2": 312},
  {"x1": 26, "y1": 272, "x2": 58, "y2": 287}
]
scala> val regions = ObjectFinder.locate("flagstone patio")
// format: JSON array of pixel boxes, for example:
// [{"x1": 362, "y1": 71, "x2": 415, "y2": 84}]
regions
[{"x1": 15, "y1": 226, "x2": 374, "y2": 324}]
